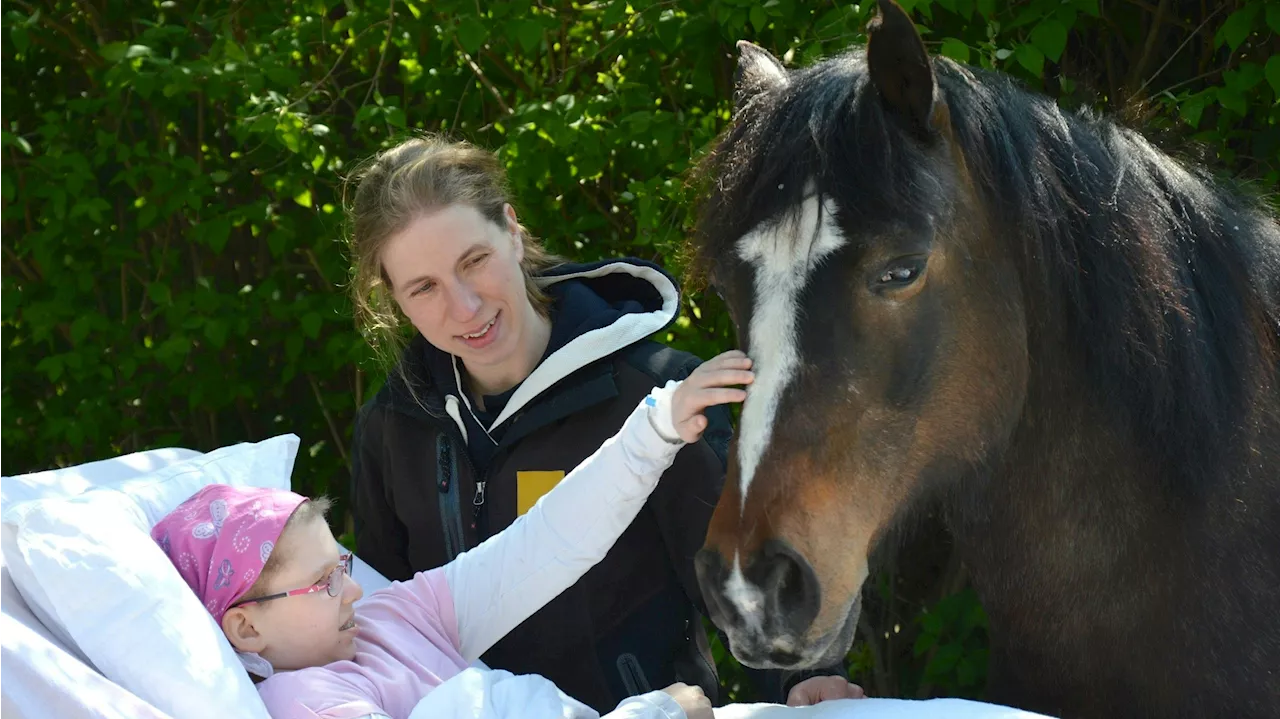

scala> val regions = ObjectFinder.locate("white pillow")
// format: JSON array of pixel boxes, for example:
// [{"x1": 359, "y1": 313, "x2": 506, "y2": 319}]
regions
[
  {"x1": 5, "y1": 489, "x2": 269, "y2": 719},
  {"x1": 2, "y1": 434, "x2": 297, "y2": 522},
  {"x1": 1, "y1": 446, "x2": 204, "y2": 513},
  {"x1": 1, "y1": 434, "x2": 300, "y2": 719}
]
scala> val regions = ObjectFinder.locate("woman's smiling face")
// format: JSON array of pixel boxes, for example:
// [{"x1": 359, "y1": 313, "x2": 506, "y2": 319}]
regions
[{"x1": 381, "y1": 203, "x2": 536, "y2": 374}]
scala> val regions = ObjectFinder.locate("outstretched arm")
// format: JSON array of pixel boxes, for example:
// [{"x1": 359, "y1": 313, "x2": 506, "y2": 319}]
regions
[{"x1": 443, "y1": 352, "x2": 754, "y2": 660}]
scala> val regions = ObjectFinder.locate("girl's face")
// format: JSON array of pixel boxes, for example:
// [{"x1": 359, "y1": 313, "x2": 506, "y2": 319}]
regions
[
  {"x1": 222, "y1": 516, "x2": 363, "y2": 671},
  {"x1": 380, "y1": 203, "x2": 537, "y2": 376}
]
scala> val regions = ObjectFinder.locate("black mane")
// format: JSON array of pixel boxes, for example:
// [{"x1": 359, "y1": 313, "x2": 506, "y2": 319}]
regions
[{"x1": 691, "y1": 48, "x2": 1280, "y2": 488}]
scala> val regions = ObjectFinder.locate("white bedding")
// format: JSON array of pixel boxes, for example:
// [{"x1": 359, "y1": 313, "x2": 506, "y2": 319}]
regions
[{"x1": 0, "y1": 446, "x2": 1050, "y2": 719}]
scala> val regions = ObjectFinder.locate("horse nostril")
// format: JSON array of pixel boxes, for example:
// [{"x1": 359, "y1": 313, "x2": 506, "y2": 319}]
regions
[{"x1": 751, "y1": 540, "x2": 820, "y2": 634}]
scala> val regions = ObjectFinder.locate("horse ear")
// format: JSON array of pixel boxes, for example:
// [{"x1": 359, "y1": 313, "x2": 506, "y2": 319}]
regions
[
  {"x1": 734, "y1": 40, "x2": 789, "y2": 110},
  {"x1": 866, "y1": 0, "x2": 939, "y2": 135}
]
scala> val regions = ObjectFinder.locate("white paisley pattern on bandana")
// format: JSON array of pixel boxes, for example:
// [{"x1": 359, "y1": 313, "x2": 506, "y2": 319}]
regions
[
  {"x1": 192, "y1": 498, "x2": 228, "y2": 540},
  {"x1": 259, "y1": 540, "x2": 274, "y2": 564},
  {"x1": 231, "y1": 524, "x2": 251, "y2": 553}
]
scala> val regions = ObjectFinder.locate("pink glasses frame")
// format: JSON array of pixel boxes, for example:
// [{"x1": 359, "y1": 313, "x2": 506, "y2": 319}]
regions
[{"x1": 229, "y1": 553, "x2": 353, "y2": 609}]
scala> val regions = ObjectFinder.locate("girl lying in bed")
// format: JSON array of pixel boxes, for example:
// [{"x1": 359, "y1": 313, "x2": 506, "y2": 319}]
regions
[{"x1": 152, "y1": 351, "x2": 864, "y2": 719}]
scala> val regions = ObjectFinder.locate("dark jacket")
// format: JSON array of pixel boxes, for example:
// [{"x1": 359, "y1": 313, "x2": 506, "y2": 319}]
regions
[{"x1": 351, "y1": 259, "x2": 830, "y2": 711}]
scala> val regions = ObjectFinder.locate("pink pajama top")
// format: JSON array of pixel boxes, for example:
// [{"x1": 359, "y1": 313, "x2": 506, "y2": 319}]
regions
[{"x1": 257, "y1": 385, "x2": 690, "y2": 719}]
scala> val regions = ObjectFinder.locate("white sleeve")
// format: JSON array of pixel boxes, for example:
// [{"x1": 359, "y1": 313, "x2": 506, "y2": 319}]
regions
[
  {"x1": 407, "y1": 667, "x2": 688, "y2": 719},
  {"x1": 603, "y1": 691, "x2": 687, "y2": 719},
  {"x1": 442, "y1": 383, "x2": 686, "y2": 660}
]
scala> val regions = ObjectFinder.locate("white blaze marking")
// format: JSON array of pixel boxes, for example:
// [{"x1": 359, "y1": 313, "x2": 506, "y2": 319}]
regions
[
  {"x1": 735, "y1": 190, "x2": 846, "y2": 513},
  {"x1": 725, "y1": 551, "x2": 765, "y2": 633}
]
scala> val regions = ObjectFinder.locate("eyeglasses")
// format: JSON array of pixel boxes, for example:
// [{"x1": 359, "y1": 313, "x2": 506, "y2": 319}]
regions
[{"x1": 230, "y1": 553, "x2": 353, "y2": 609}]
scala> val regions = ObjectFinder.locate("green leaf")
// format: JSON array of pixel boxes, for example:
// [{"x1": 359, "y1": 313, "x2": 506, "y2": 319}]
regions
[
  {"x1": 956, "y1": 655, "x2": 981, "y2": 687},
  {"x1": 200, "y1": 217, "x2": 232, "y2": 254},
  {"x1": 1217, "y1": 86, "x2": 1246, "y2": 116},
  {"x1": 210, "y1": 170, "x2": 230, "y2": 184},
  {"x1": 1266, "y1": 56, "x2": 1280, "y2": 97},
  {"x1": 10, "y1": 25, "x2": 29, "y2": 54},
  {"x1": 157, "y1": 336, "x2": 192, "y2": 371},
  {"x1": 36, "y1": 356, "x2": 64, "y2": 382},
  {"x1": 927, "y1": 643, "x2": 964, "y2": 677},
  {"x1": 1030, "y1": 19, "x2": 1068, "y2": 62},
  {"x1": 126, "y1": 44, "x2": 153, "y2": 59},
  {"x1": 1220, "y1": 6, "x2": 1260, "y2": 51},
  {"x1": 750, "y1": 5, "x2": 767, "y2": 32},
  {"x1": 99, "y1": 42, "x2": 129, "y2": 63},
  {"x1": 962, "y1": 593, "x2": 987, "y2": 631},
  {"x1": 976, "y1": 0, "x2": 996, "y2": 18},
  {"x1": 1016, "y1": 43, "x2": 1044, "y2": 76},
  {"x1": 512, "y1": 20, "x2": 542, "y2": 53},
  {"x1": 264, "y1": 65, "x2": 300, "y2": 87},
  {"x1": 293, "y1": 189, "x2": 313, "y2": 208},
  {"x1": 70, "y1": 316, "x2": 91, "y2": 345},
  {"x1": 301, "y1": 312, "x2": 322, "y2": 339},
  {"x1": 940, "y1": 38, "x2": 970, "y2": 63},
  {"x1": 1268, "y1": 4, "x2": 1280, "y2": 35},
  {"x1": 601, "y1": 0, "x2": 628, "y2": 27},
  {"x1": 919, "y1": 610, "x2": 944, "y2": 635},
  {"x1": 204, "y1": 320, "x2": 229, "y2": 349},
  {"x1": 2, "y1": 131, "x2": 33, "y2": 155},
  {"x1": 456, "y1": 17, "x2": 489, "y2": 54},
  {"x1": 147, "y1": 282, "x2": 172, "y2": 306},
  {"x1": 1231, "y1": 62, "x2": 1263, "y2": 92},
  {"x1": 914, "y1": 632, "x2": 935, "y2": 657}
]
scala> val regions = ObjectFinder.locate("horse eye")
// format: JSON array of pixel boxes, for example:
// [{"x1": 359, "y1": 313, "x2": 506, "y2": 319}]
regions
[{"x1": 873, "y1": 258, "x2": 926, "y2": 289}]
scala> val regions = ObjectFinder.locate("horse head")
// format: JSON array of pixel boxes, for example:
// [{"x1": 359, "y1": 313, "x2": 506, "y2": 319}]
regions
[{"x1": 691, "y1": 0, "x2": 1030, "y2": 670}]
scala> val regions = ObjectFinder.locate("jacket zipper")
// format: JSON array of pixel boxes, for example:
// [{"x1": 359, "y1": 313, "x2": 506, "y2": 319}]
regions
[
  {"x1": 436, "y1": 422, "x2": 489, "y2": 548},
  {"x1": 471, "y1": 444, "x2": 516, "y2": 543},
  {"x1": 441, "y1": 399, "x2": 517, "y2": 545}
]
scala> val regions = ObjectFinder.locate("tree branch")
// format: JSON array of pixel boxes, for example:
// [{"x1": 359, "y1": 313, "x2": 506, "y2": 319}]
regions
[
  {"x1": 72, "y1": 0, "x2": 107, "y2": 42},
  {"x1": 1126, "y1": 0, "x2": 1170, "y2": 94},
  {"x1": 480, "y1": 48, "x2": 534, "y2": 95},
  {"x1": 16, "y1": 0, "x2": 102, "y2": 69},
  {"x1": 307, "y1": 372, "x2": 351, "y2": 469},
  {"x1": 3, "y1": 244, "x2": 41, "y2": 283},
  {"x1": 1126, "y1": 3, "x2": 1225, "y2": 104},
  {"x1": 362, "y1": 0, "x2": 397, "y2": 108},
  {"x1": 452, "y1": 36, "x2": 513, "y2": 115},
  {"x1": 1123, "y1": 0, "x2": 1194, "y2": 31}
]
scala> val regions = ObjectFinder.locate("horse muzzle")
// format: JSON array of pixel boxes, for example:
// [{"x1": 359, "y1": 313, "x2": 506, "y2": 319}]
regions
[{"x1": 695, "y1": 540, "x2": 861, "y2": 670}]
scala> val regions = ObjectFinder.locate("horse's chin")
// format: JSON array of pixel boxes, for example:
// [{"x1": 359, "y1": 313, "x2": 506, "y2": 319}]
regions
[{"x1": 731, "y1": 593, "x2": 863, "y2": 671}]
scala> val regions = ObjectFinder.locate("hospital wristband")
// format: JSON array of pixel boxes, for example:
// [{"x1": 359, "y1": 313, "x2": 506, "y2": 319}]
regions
[{"x1": 645, "y1": 379, "x2": 683, "y2": 445}]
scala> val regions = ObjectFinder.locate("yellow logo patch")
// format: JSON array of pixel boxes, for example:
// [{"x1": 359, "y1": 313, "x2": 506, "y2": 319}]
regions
[{"x1": 516, "y1": 470, "x2": 566, "y2": 516}]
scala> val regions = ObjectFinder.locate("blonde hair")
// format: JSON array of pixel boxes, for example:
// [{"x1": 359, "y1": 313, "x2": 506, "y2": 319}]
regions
[{"x1": 345, "y1": 134, "x2": 561, "y2": 378}]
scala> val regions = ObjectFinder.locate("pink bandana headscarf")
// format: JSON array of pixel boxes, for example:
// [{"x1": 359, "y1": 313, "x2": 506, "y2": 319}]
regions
[{"x1": 151, "y1": 484, "x2": 308, "y2": 626}]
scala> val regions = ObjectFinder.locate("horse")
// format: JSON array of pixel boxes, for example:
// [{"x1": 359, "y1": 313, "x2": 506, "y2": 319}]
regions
[{"x1": 687, "y1": 2, "x2": 1280, "y2": 717}]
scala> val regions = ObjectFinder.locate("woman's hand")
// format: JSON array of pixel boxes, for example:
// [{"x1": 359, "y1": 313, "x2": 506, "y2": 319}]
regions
[
  {"x1": 670, "y1": 350, "x2": 754, "y2": 444},
  {"x1": 786, "y1": 675, "x2": 867, "y2": 706},
  {"x1": 661, "y1": 682, "x2": 714, "y2": 719}
]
